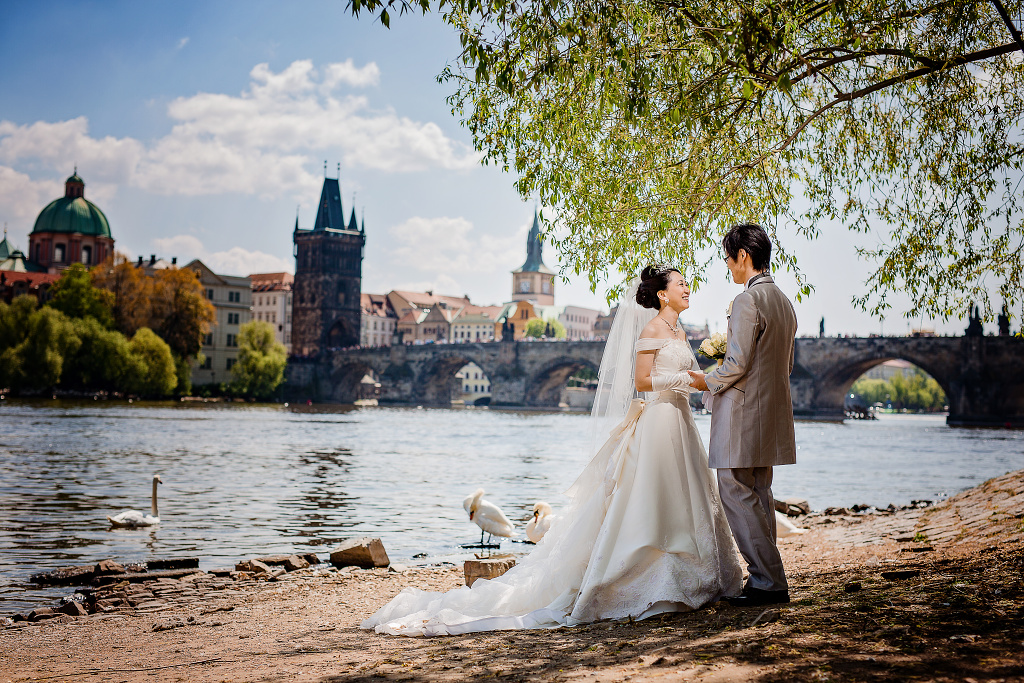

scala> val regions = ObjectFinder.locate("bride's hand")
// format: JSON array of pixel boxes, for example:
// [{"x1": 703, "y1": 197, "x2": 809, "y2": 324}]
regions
[{"x1": 687, "y1": 371, "x2": 709, "y2": 392}]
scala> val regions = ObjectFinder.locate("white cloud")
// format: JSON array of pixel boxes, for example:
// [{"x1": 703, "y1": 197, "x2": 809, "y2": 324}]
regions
[
  {"x1": 153, "y1": 234, "x2": 291, "y2": 277},
  {"x1": 176, "y1": 37, "x2": 189, "y2": 50},
  {"x1": 0, "y1": 59, "x2": 478, "y2": 203},
  {"x1": 0, "y1": 166, "x2": 61, "y2": 230},
  {"x1": 388, "y1": 216, "x2": 523, "y2": 275}
]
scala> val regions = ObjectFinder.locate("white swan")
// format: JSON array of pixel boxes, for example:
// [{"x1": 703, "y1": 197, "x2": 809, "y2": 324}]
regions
[
  {"x1": 525, "y1": 502, "x2": 555, "y2": 544},
  {"x1": 463, "y1": 488, "x2": 515, "y2": 544},
  {"x1": 107, "y1": 475, "x2": 162, "y2": 527},
  {"x1": 775, "y1": 510, "x2": 808, "y2": 538}
]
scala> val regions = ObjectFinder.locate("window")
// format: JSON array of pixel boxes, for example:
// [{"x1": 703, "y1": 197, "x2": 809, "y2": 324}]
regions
[
  {"x1": 199, "y1": 356, "x2": 212, "y2": 369},
  {"x1": 81, "y1": 245, "x2": 92, "y2": 265},
  {"x1": 54, "y1": 244, "x2": 66, "y2": 263},
  {"x1": 226, "y1": 358, "x2": 236, "y2": 370},
  {"x1": 203, "y1": 333, "x2": 214, "y2": 347},
  {"x1": 271, "y1": 313, "x2": 276, "y2": 323},
  {"x1": 228, "y1": 291, "x2": 241, "y2": 303},
  {"x1": 228, "y1": 313, "x2": 239, "y2": 325},
  {"x1": 226, "y1": 334, "x2": 238, "y2": 347},
  {"x1": 206, "y1": 288, "x2": 214, "y2": 300}
]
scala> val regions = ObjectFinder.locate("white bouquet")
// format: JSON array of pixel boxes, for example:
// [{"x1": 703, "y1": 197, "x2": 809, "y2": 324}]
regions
[{"x1": 698, "y1": 332, "x2": 728, "y2": 361}]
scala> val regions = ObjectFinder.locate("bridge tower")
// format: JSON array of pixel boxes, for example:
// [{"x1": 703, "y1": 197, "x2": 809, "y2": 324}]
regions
[
  {"x1": 291, "y1": 176, "x2": 364, "y2": 356},
  {"x1": 511, "y1": 211, "x2": 555, "y2": 305}
]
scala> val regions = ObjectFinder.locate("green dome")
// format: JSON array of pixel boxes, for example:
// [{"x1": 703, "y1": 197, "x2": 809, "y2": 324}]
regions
[{"x1": 30, "y1": 173, "x2": 111, "y2": 238}]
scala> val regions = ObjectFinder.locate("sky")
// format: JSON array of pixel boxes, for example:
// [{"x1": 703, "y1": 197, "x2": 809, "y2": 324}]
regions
[{"x1": 0, "y1": 0, "x2": 1002, "y2": 337}]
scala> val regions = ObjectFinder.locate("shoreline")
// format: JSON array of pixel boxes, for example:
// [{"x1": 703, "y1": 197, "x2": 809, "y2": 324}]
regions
[{"x1": 2, "y1": 470, "x2": 1022, "y2": 682}]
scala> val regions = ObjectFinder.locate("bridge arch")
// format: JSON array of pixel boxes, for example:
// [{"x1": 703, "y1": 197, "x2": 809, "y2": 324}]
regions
[
  {"x1": 328, "y1": 358, "x2": 384, "y2": 403},
  {"x1": 807, "y1": 345, "x2": 958, "y2": 417},
  {"x1": 525, "y1": 355, "x2": 601, "y2": 408},
  {"x1": 413, "y1": 349, "x2": 501, "y2": 405}
]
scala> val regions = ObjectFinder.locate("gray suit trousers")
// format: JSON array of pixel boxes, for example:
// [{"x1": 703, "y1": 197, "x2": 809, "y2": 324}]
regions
[{"x1": 717, "y1": 467, "x2": 788, "y2": 592}]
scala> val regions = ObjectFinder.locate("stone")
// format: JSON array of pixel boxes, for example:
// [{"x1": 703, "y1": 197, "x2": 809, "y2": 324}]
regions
[
  {"x1": 147, "y1": 558, "x2": 200, "y2": 570},
  {"x1": 388, "y1": 564, "x2": 408, "y2": 573},
  {"x1": 780, "y1": 498, "x2": 810, "y2": 516},
  {"x1": 881, "y1": 570, "x2": 920, "y2": 581},
  {"x1": 265, "y1": 567, "x2": 287, "y2": 580},
  {"x1": 209, "y1": 568, "x2": 233, "y2": 577},
  {"x1": 55, "y1": 601, "x2": 88, "y2": 616},
  {"x1": 235, "y1": 559, "x2": 272, "y2": 574},
  {"x1": 301, "y1": 552, "x2": 321, "y2": 566},
  {"x1": 95, "y1": 559, "x2": 125, "y2": 574},
  {"x1": 824, "y1": 507, "x2": 850, "y2": 516},
  {"x1": 152, "y1": 617, "x2": 186, "y2": 632},
  {"x1": 844, "y1": 582, "x2": 862, "y2": 593},
  {"x1": 28, "y1": 608, "x2": 56, "y2": 622},
  {"x1": 30, "y1": 564, "x2": 95, "y2": 585},
  {"x1": 330, "y1": 538, "x2": 390, "y2": 569},
  {"x1": 464, "y1": 557, "x2": 516, "y2": 587},
  {"x1": 283, "y1": 555, "x2": 310, "y2": 572}
]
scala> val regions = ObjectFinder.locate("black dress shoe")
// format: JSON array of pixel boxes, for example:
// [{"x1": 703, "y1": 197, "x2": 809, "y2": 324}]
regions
[{"x1": 724, "y1": 587, "x2": 790, "y2": 607}]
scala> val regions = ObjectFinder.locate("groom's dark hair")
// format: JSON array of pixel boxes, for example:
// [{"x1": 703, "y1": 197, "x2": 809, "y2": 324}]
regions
[{"x1": 723, "y1": 223, "x2": 772, "y2": 272}]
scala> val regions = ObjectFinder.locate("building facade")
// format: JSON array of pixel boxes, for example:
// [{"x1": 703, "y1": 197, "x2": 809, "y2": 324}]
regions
[
  {"x1": 558, "y1": 305, "x2": 601, "y2": 340},
  {"x1": 456, "y1": 361, "x2": 491, "y2": 404},
  {"x1": 292, "y1": 177, "x2": 364, "y2": 355},
  {"x1": 360, "y1": 293, "x2": 397, "y2": 347},
  {"x1": 511, "y1": 211, "x2": 555, "y2": 306},
  {"x1": 450, "y1": 306, "x2": 501, "y2": 343},
  {"x1": 187, "y1": 259, "x2": 252, "y2": 387},
  {"x1": 250, "y1": 272, "x2": 293, "y2": 353}
]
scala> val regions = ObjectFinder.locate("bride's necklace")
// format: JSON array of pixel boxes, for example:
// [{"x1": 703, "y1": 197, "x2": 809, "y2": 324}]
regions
[{"x1": 660, "y1": 315, "x2": 679, "y2": 335}]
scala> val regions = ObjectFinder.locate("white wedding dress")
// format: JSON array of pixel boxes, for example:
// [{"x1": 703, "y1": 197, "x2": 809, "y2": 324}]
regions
[{"x1": 361, "y1": 336, "x2": 743, "y2": 637}]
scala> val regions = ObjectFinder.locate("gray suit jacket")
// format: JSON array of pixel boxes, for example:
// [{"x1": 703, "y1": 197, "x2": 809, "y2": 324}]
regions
[{"x1": 705, "y1": 274, "x2": 798, "y2": 469}]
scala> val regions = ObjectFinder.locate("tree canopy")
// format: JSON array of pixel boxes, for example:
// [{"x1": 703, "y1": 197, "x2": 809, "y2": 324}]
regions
[
  {"x1": 351, "y1": 0, "x2": 1024, "y2": 320},
  {"x1": 230, "y1": 320, "x2": 288, "y2": 400}
]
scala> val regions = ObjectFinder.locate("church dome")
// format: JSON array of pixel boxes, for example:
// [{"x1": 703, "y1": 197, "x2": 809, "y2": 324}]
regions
[{"x1": 30, "y1": 172, "x2": 111, "y2": 238}]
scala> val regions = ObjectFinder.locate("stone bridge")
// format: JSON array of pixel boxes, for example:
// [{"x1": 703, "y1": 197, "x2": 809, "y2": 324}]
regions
[{"x1": 285, "y1": 335, "x2": 1024, "y2": 427}]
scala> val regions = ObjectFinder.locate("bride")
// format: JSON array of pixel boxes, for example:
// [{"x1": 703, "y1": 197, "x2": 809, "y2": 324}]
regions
[{"x1": 362, "y1": 265, "x2": 742, "y2": 636}]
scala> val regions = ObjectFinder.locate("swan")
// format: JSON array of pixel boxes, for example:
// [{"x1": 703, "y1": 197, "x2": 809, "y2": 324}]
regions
[
  {"x1": 525, "y1": 502, "x2": 555, "y2": 544},
  {"x1": 463, "y1": 488, "x2": 515, "y2": 545},
  {"x1": 107, "y1": 475, "x2": 162, "y2": 527},
  {"x1": 775, "y1": 511, "x2": 807, "y2": 538}
]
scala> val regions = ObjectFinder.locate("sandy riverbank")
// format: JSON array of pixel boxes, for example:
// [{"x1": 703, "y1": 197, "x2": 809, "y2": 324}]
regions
[{"x1": 2, "y1": 469, "x2": 1023, "y2": 683}]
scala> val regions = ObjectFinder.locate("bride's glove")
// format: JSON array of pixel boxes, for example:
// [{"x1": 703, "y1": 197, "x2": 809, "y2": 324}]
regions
[{"x1": 650, "y1": 372, "x2": 697, "y2": 393}]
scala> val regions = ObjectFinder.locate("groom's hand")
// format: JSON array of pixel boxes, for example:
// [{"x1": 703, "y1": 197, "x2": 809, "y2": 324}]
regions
[{"x1": 687, "y1": 371, "x2": 709, "y2": 392}]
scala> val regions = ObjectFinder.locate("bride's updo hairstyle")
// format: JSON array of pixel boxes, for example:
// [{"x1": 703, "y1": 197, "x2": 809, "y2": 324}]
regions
[{"x1": 635, "y1": 265, "x2": 680, "y2": 310}]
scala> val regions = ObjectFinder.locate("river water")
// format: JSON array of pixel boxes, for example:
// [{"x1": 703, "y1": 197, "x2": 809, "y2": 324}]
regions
[{"x1": 2, "y1": 399, "x2": 1022, "y2": 613}]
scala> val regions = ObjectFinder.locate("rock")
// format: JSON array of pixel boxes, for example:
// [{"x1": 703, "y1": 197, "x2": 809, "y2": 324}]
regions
[
  {"x1": 330, "y1": 538, "x2": 390, "y2": 569},
  {"x1": 235, "y1": 559, "x2": 271, "y2": 574},
  {"x1": 388, "y1": 564, "x2": 408, "y2": 573},
  {"x1": 894, "y1": 534, "x2": 916, "y2": 543},
  {"x1": 783, "y1": 498, "x2": 810, "y2": 515},
  {"x1": 12, "y1": 613, "x2": 27, "y2": 622},
  {"x1": 881, "y1": 569, "x2": 920, "y2": 581},
  {"x1": 464, "y1": 557, "x2": 516, "y2": 587},
  {"x1": 56, "y1": 601, "x2": 88, "y2": 617},
  {"x1": 850, "y1": 504, "x2": 871, "y2": 513},
  {"x1": 95, "y1": 559, "x2": 125, "y2": 574},
  {"x1": 152, "y1": 617, "x2": 186, "y2": 632},
  {"x1": 0, "y1": 616, "x2": 12, "y2": 627},
  {"x1": 209, "y1": 568, "x2": 234, "y2": 577},
  {"x1": 413, "y1": 552, "x2": 428, "y2": 559},
  {"x1": 28, "y1": 608, "x2": 58, "y2": 622},
  {"x1": 301, "y1": 552, "x2": 321, "y2": 566},
  {"x1": 94, "y1": 569, "x2": 203, "y2": 585},
  {"x1": 264, "y1": 567, "x2": 287, "y2": 580},
  {"x1": 30, "y1": 564, "x2": 95, "y2": 585},
  {"x1": 844, "y1": 581, "x2": 862, "y2": 593},
  {"x1": 147, "y1": 558, "x2": 199, "y2": 571},
  {"x1": 283, "y1": 555, "x2": 310, "y2": 572},
  {"x1": 824, "y1": 507, "x2": 850, "y2": 516}
]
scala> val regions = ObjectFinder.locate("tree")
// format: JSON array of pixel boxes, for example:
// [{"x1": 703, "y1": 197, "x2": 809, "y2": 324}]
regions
[
  {"x1": 0, "y1": 296, "x2": 80, "y2": 392},
  {"x1": 63, "y1": 317, "x2": 133, "y2": 392},
  {"x1": 122, "y1": 328, "x2": 177, "y2": 398},
  {"x1": 524, "y1": 317, "x2": 566, "y2": 338},
  {"x1": 230, "y1": 320, "x2": 287, "y2": 400},
  {"x1": 351, "y1": 0, "x2": 1024, "y2": 319},
  {"x1": 92, "y1": 253, "x2": 152, "y2": 336},
  {"x1": 149, "y1": 267, "x2": 215, "y2": 361},
  {"x1": 48, "y1": 263, "x2": 114, "y2": 328}
]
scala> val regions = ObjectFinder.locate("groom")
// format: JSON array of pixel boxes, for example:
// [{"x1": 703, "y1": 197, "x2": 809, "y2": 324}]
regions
[{"x1": 688, "y1": 223, "x2": 798, "y2": 607}]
